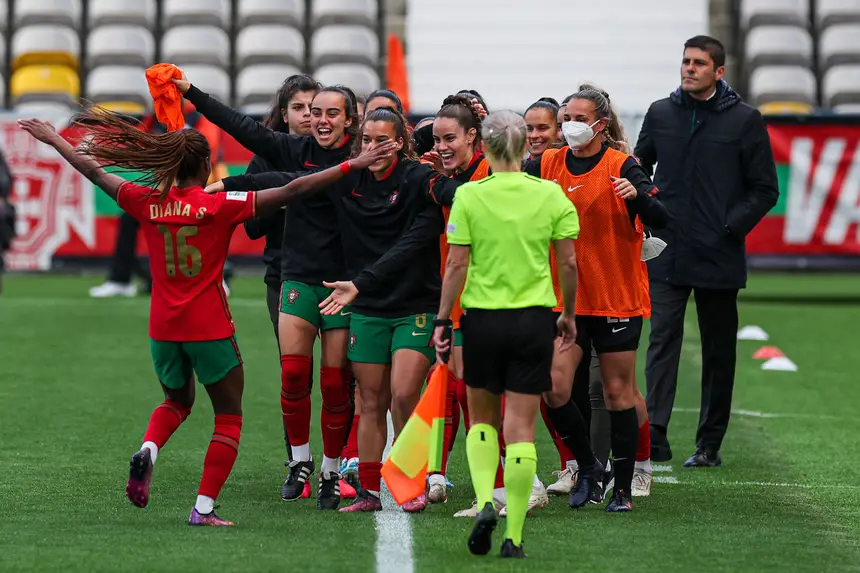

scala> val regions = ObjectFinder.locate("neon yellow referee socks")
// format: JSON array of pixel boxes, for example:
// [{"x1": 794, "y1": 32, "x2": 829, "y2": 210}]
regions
[
  {"x1": 503, "y1": 442, "x2": 537, "y2": 546},
  {"x1": 466, "y1": 424, "x2": 500, "y2": 509}
]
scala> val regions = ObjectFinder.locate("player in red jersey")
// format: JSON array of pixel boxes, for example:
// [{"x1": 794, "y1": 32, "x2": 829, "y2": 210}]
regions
[{"x1": 18, "y1": 112, "x2": 397, "y2": 526}]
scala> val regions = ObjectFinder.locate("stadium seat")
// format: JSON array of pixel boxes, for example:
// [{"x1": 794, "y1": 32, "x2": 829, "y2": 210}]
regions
[
  {"x1": 14, "y1": 100, "x2": 76, "y2": 115},
  {"x1": 14, "y1": 0, "x2": 82, "y2": 29},
  {"x1": 833, "y1": 103, "x2": 860, "y2": 113},
  {"x1": 311, "y1": 26, "x2": 379, "y2": 68},
  {"x1": 815, "y1": 0, "x2": 860, "y2": 32},
  {"x1": 87, "y1": 26, "x2": 155, "y2": 69},
  {"x1": 93, "y1": 101, "x2": 148, "y2": 115},
  {"x1": 744, "y1": 26, "x2": 812, "y2": 70},
  {"x1": 758, "y1": 101, "x2": 814, "y2": 114},
  {"x1": 314, "y1": 64, "x2": 380, "y2": 95},
  {"x1": 236, "y1": 64, "x2": 302, "y2": 110},
  {"x1": 818, "y1": 25, "x2": 860, "y2": 72},
  {"x1": 741, "y1": 0, "x2": 809, "y2": 29},
  {"x1": 0, "y1": 0, "x2": 6, "y2": 32},
  {"x1": 11, "y1": 65, "x2": 80, "y2": 105},
  {"x1": 0, "y1": 74, "x2": 5, "y2": 107},
  {"x1": 0, "y1": 34, "x2": 5, "y2": 72},
  {"x1": 235, "y1": 26, "x2": 304, "y2": 68},
  {"x1": 88, "y1": 0, "x2": 156, "y2": 29},
  {"x1": 181, "y1": 65, "x2": 231, "y2": 103},
  {"x1": 748, "y1": 65, "x2": 816, "y2": 106},
  {"x1": 237, "y1": 0, "x2": 304, "y2": 28},
  {"x1": 11, "y1": 25, "x2": 80, "y2": 71},
  {"x1": 823, "y1": 64, "x2": 860, "y2": 107},
  {"x1": 162, "y1": 0, "x2": 231, "y2": 30},
  {"x1": 86, "y1": 66, "x2": 151, "y2": 109},
  {"x1": 162, "y1": 26, "x2": 230, "y2": 68},
  {"x1": 312, "y1": 0, "x2": 378, "y2": 28}
]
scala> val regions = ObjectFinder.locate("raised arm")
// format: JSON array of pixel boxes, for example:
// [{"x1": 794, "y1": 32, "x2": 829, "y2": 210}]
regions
[{"x1": 18, "y1": 119, "x2": 126, "y2": 200}]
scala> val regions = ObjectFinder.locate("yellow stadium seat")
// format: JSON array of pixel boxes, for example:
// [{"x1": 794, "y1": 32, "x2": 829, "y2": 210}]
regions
[
  {"x1": 11, "y1": 25, "x2": 81, "y2": 72},
  {"x1": 95, "y1": 101, "x2": 147, "y2": 115},
  {"x1": 11, "y1": 65, "x2": 80, "y2": 103},
  {"x1": 759, "y1": 101, "x2": 814, "y2": 115}
]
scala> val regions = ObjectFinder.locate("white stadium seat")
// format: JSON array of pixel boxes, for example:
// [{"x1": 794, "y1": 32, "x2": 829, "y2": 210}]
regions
[
  {"x1": 14, "y1": 0, "x2": 82, "y2": 29},
  {"x1": 239, "y1": 102, "x2": 273, "y2": 116},
  {"x1": 86, "y1": 66, "x2": 151, "y2": 107},
  {"x1": 815, "y1": 0, "x2": 860, "y2": 31},
  {"x1": 823, "y1": 64, "x2": 860, "y2": 107},
  {"x1": 162, "y1": 26, "x2": 230, "y2": 68},
  {"x1": 744, "y1": 26, "x2": 812, "y2": 70},
  {"x1": 88, "y1": 0, "x2": 156, "y2": 29},
  {"x1": 0, "y1": 0, "x2": 6, "y2": 32},
  {"x1": 312, "y1": 0, "x2": 378, "y2": 28},
  {"x1": 0, "y1": 74, "x2": 5, "y2": 107},
  {"x1": 162, "y1": 0, "x2": 230, "y2": 30},
  {"x1": 311, "y1": 26, "x2": 379, "y2": 68},
  {"x1": 236, "y1": 64, "x2": 302, "y2": 108},
  {"x1": 86, "y1": 26, "x2": 155, "y2": 69},
  {"x1": 181, "y1": 65, "x2": 231, "y2": 103},
  {"x1": 12, "y1": 25, "x2": 81, "y2": 71},
  {"x1": 833, "y1": 103, "x2": 860, "y2": 113},
  {"x1": 818, "y1": 25, "x2": 860, "y2": 72},
  {"x1": 0, "y1": 33, "x2": 5, "y2": 72},
  {"x1": 314, "y1": 64, "x2": 380, "y2": 95},
  {"x1": 237, "y1": 0, "x2": 304, "y2": 28},
  {"x1": 741, "y1": 0, "x2": 809, "y2": 29},
  {"x1": 749, "y1": 65, "x2": 817, "y2": 105},
  {"x1": 235, "y1": 26, "x2": 304, "y2": 68},
  {"x1": 14, "y1": 100, "x2": 76, "y2": 115}
]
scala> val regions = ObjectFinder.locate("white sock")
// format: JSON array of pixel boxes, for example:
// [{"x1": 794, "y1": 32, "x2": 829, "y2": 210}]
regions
[
  {"x1": 566, "y1": 459, "x2": 579, "y2": 472},
  {"x1": 492, "y1": 487, "x2": 507, "y2": 505},
  {"x1": 142, "y1": 441, "x2": 159, "y2": 465},
  {"x1": 635, "y1": 458, "x2": 653, "y2": 473},
  {"x1": 321, "y1": 455, "x2": 340, "y2": 475},
  {"x1": 291, "y1": 443, "x2": 311, "y2": 462},
  {"x1": 195, "y1": 495, "x2": 215, "y2": 514}
]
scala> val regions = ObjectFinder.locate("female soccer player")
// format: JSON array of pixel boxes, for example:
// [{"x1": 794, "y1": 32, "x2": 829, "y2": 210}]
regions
[
  {"x1": 173, "y1": 72, "x2": 360, "y2": 509},
  {"x1": 526, "y1": 85, "x2": 668, "y2": 511},
  {"x1": 365, "y1": 89, "x2": 404, "y2": 114},
  {"x1": 433, "y1": 110, "x2": 579, "y2": 558},
  {"x1": 524, "y1": 100, "x2": 562, "y2": 159},
  {"x1": 17, "y1": 113, "x2": 395, "y2": 526},
  {"x1": 214, "y1": 107, "x2": 462, "y2": 513}
]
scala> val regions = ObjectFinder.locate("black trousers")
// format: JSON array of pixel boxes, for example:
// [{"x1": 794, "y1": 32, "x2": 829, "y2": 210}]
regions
[
  {"x1": 108, "y1": 212, "x2": 150, "y2": 284},
  {"x1": 645, "y1": 281, "x2": 739, "y2": 452}
]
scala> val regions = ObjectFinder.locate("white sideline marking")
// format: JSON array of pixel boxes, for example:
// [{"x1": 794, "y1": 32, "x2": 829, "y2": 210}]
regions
[
  {"x1": 649, "y1": 477, "x2": 860, "y2": 490},
  {"x1": 375, "y1": 414, "x2": 414, "y2": 573},
  {"x1": 652, "y1": 465, "x2": 673, "y2": 473},
  {"x1": 673, "y1": 407, "x2": 859, "y2": 422},
  {"x1": 654, "y1": 476, "x2": 679, "y2": 484}
]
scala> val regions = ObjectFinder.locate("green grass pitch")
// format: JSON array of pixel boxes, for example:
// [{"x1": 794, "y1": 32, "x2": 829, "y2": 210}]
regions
[{"x1": 1, "y1": 273, "x2": 860, "y2": 572}]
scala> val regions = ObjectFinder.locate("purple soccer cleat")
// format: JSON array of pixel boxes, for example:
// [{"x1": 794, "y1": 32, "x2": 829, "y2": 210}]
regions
[
  {"x1": 338, "y1": 491, "x2": 383, "y2": 513},
  {"x1": 125, "y1": 448, "x2": 153, "y2": 508},
  {"x1": 187, "y1": 507, "x2": 234, "y2": 527}
]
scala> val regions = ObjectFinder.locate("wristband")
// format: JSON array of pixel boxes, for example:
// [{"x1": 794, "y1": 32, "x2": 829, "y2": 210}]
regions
[
  {"x1": 339, "y1": 161, "x2": 352, "y2": 175},
  {"x1": 433, "y1": 318, "x2": 453, "y2": 327}
]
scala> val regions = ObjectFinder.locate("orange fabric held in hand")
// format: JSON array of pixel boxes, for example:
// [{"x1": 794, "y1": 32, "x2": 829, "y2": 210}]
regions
[{"x1": 146, "y1": 64, "x2": 185, "y2": 132}]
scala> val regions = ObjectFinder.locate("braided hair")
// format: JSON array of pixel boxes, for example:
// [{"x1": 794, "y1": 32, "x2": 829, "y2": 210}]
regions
[{"x1": 436, "y1": 94, "x2": 482, "y2": 150}]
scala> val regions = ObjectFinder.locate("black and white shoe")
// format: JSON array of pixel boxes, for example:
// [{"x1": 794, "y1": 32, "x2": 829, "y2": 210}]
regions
[
  {"x1": 282, "y1": 459, "x2": 315, "y2": 501},
  {"x1": 317, "y1": 470, "x2": 342, "y2": 510}
]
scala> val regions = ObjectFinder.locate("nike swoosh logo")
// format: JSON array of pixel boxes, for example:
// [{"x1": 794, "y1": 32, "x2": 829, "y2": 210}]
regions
[
  {"x1": 568, "y1": 185, "x2": 584, "y2": 193},
  {"x1": 412, "y1": 332, "x2": 424, "y2": 336},
  {"x1": 611, "y1": 327, "x2": 627, "y2": 333},
  {"x1": 351, "y1": 190, "x2": 363, "y2": 197},
  {"x1": 304, "y1": 161, "x2": 319, "y2": 168},
  {"x1": 341, "y1": 312, "x2": 352, "y2": 316}
]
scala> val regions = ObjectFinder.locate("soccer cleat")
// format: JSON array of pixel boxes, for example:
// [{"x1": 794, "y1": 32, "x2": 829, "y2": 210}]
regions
[
  {"x1": 427, "y1": 474, "x2": 447, "y2": 504},
  {"x1": 600, "y1": 461, "x2": 615, "y2": 502},
  {"x1": 632, "y1": 467, "x2": 653, "y2": 497},
  {"x1": 282, "y1": 459, "x2": 315, "y2": 501},
  {"x1": 126, "y1": 448, "x2": 153, "y2": 508},
  {"x1": 683, "y1": 449, "x2": 722, "y2": 468},
  {"x1": 402, "y1": 493, "x2": 427, "y2": 513},
  {"x1": 467, "y1": 502, "x2": 498, "y2": 555},
  {"x1": 340, "y1": 479, "x2": 357, "y2": 499},
  {"x1": 338, "y1": 490, "x2": 382, "y2": 513},
  {"x1": 499, "y1": 484, "x2": 549, "y2": 517},
  {"x1": 301, "y1": 481, "x2": 312, "y2": 498},
  {"x1": 569, "y1": 459, "x2": 605, "y2": 509},
  {"x1": 90, "y1": 281, "x2": 136, "y2": 298},
  {"x1": 317, "y1": 471, "x2": 342, "y2": 510},
  {"x1": 500, "y1": 539, "x2": 526, "y2": 559},
  {"x1": 650, "y1": 425, "x2": 672, "y2": 462},
  {"x1": 188, "y1": 507, "x2": 234, "y2": 526},
  {"x1": 546, "y1": 466, "x2": 578, "y2": 496},
  {"x1": 606, "y1": 488, "x2": 633, "y2": 512},
  {"x1": 341, "y1": 457, "x2": 360, "y2": 489}
]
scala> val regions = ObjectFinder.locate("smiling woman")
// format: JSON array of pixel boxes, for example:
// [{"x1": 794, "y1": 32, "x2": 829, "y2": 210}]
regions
[{"x1": 524, "y1": 100, "x2": 561, "y2": 159}]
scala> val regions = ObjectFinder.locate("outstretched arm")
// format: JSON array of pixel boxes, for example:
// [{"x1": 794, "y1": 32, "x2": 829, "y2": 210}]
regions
[{"x1": 18, "y1": 119, "x2": 126, "y2": 200}]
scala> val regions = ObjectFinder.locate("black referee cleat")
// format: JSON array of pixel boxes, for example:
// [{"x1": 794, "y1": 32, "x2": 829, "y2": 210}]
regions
[
  {"x1": 282, "y1": 459, "x2": 315, "y2": 501},
  {"x1": 570, "y1": 459, "x2": 604, "y2": 509},
  {"x1": 683, "y1": 449, "x2": 722, "y2": 468},
  {"x1": 467, "y1": 502, "x2": 498, "y2": 556},
  {"x1": 500, "y1": 539, "x2": 526, "y2": 559}
]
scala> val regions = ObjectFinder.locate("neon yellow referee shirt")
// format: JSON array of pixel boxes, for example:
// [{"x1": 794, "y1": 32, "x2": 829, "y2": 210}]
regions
[{"x1": 446, "y1": 171, "x2": 579, "y2": 310}]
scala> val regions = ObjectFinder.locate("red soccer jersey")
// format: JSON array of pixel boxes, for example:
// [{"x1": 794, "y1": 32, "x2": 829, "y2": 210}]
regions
[{"x1": 117, "y1": 182, "x2": 256, "y2": 341}]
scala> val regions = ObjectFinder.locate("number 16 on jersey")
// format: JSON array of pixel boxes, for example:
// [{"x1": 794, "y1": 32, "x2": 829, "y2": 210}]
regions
[{"x1": 158, "y1": 225, "x2": 203, "y2": 277}]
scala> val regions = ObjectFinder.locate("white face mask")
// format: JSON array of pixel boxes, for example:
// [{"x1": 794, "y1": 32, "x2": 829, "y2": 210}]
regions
[
  {"x1": 561, "y1": 120, "x2": 601, "y2": 149},
  {"x1": 641, "y1": 231, "x2": 668, "y2": 261}
]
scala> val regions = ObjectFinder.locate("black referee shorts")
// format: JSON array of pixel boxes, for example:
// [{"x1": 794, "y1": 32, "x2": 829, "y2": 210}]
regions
[
  {"x1": 461, "y1": 307, "x2": 555, "y2": 396},
  {"x1": 575, "y1": 315, "x2": 643, "y2": 354}
]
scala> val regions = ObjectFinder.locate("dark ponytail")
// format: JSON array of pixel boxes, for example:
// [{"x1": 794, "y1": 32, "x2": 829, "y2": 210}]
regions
[
  {"x1": 366, "y1": 89, "x2": 403, "y2": 113},
  {"x1": 436, "y1": 94, "x2": 482, "y2": 149},
  {"x1": 263, "y1": 74, "x2": 320, "y2": 132}
]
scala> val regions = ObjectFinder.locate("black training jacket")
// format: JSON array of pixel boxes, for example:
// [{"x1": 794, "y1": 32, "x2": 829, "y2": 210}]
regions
[
  {"x1": 634, "y1": 80, "x2": 779, "y2": 289},
  {"x1": 242, "y1": 154, "x2": 284, "y2": 290}
]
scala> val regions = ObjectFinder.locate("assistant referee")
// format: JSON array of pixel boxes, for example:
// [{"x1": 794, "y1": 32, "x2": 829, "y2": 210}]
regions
[{"x1": 432, "y1": 110, "x2": 580, "y2": 559}]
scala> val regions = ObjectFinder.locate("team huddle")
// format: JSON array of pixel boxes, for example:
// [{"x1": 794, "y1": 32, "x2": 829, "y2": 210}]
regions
[{"x1": 18, "y1": 62, "x2": 669, "y2": 558}]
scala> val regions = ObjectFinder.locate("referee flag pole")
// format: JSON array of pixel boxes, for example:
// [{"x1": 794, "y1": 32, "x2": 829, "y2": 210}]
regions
[{"x1": 381, "y1": 363, "x2": 447, "y2": 505}]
